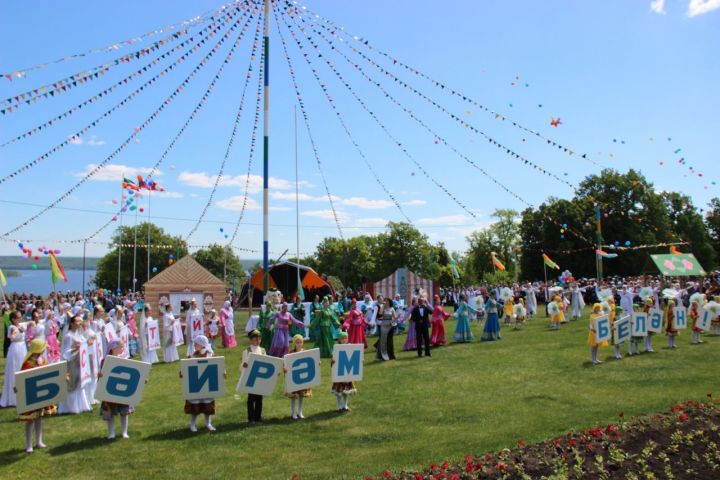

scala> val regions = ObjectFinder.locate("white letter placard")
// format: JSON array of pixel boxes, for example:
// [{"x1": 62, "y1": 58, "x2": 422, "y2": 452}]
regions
[
  {"x1": 593, "y1": 315, "x2": 611, "y2": 343},
  {"x1": 15, "y1": 362, "x2": 68, "y2": 414},
  {"x1": 674, "y1": 307, "x2": 687, "y2": 330},
  {"x1": 79, "y1": 341, "x2": 92, "y2": 388},
  {"x1": 331, "y1": 343, "x2": 364, "y2": 383},
  {"x1": 146, "y1": 319, "x2": 161, "y2": 351},
  {"x1": 648, "y1": 308, "x2": 663, "y2": 334},
  {"x1": 95, "y1": 356, "x2": 151, "y2": 407},
  {"x1": 180, "y1": 357, "x2": 225, "y2": 401},
  {"x1": 613, "y1": 316, "x2": 631, "y2": 345},
  {"x1": 237, "y1": 353, "x2": 283, "y2": 396},
  {"x1": 284, "y1": 348, "x2": 321, "y2": 394}
]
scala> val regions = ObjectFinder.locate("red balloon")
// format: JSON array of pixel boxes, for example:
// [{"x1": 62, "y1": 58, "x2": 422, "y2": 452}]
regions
[{"x1": 34, "y1": 256, "x2": 39, "y2": 260}]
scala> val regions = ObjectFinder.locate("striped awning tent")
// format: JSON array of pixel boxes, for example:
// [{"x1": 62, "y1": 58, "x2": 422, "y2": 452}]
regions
[{"x1": 371, "y1": 267, "x2": 435, "y2": 302}]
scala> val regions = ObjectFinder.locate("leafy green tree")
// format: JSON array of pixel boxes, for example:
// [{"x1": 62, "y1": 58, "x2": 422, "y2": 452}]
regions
[
  {"x1": 465, "y1": 229, "x2": 498, "y2": 283},
  {"x1": 663, "y1": 193, "x2": 716, "y2": 270},
  {"x1": 94, "y1": 223, "x2": 188, "y2": 291},
  {"x1": 193, "y1": 243, "x2": 246, "y2": 287},
  {"x1": 707, "y1": 198, "x2": 720, "y2": 263},
  {"x1": 374, "y1": 222, "x2": 439, "y2": 280},
  {"x1": 491, "y1": 209, "x2": 521, "y2": 278}
]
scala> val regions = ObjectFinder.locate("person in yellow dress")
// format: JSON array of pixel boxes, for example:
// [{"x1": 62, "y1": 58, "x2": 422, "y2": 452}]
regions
[
  {"x1": 550, "y1": 294, "x2": 565, "y2": 329},
  {"x1": 503, "y1": 297, "x2": 515, "y2": 326},
  {"x1": 588, "y1": 303, "x2": 609, "y2": 365}
]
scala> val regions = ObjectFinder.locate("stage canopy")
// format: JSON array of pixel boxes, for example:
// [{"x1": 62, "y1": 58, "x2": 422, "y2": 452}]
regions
[
  {"x1": 650, "y1": 253, "x2": 706, "y2": 276},
  {"x1": 247, "y1": 261, "x2": 333, "y2": 300}
]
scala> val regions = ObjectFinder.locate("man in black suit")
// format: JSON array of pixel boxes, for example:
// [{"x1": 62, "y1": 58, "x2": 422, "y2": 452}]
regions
[{"x1": 411, "y1": 297, "x2": 432, "y2": 357}]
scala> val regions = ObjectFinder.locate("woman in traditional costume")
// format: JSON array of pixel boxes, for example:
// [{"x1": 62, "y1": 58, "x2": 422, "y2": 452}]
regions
[
  {"x1": 453, "y1": 293, "x2": 478, "y2": 342},
  {"x1": 162, "y1": 303, "x2": 181, "y2": 363},
  {"x1": 268, "y1": 303, "x2": 305, "y2": 357},
  {"x1": 0, "y1": 311, "x2": 27, "y2": 407},
  {"x1": 219, "y1": 300, "x2": 237, "y2": 349},
  {"x1": 430, "y1": 294, "x2": 450, "y2": 346},
  {"x1": 376, "y1": 297, "x2": 397, "y2": 360},
  {"x1": 480, "y1": 292, "x2": 501, "y2": 341},
  {"x1": 343, "y1": 299, "x2": 369, "y2": 348},
  {"x1": 58, "y1": 314, "x2": 92, "y2": 414},
  {"x1": 309, "y1": 297, "x2": 341, "y2": 358}
]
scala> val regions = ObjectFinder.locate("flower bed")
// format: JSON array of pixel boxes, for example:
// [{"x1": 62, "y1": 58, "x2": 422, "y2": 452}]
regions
[{"x1": 368, "y1": 395, "x2": 720, "y2": 479}]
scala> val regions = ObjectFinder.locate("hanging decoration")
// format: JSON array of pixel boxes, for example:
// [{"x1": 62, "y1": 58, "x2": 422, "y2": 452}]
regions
[{"x1": 3, "y1": 16, "x2": 246, "y2": 237}]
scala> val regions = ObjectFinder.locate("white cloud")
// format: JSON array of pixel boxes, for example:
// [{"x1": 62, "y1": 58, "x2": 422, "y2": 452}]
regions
[
  {"x1": 650, "y1": 0, "x2": 666, "y2": 14},
  {"x1": 215, "y1": 196, "x2": 260, "y2": 211},
  {"x1": 301, "y1": 209, "x2": 350, "y2": 222},
  {"x1": 402, "y1": 199, "x2": 427, "y2": 206},
  {"x1": 416, "y1": 214, "x2": 469, "y2": 226},
  {"x1": 340, "y1": 197, "x2": 393, "y2": 209},
  {"x1": 68, "y1": 135, "x2": 106, "y2": 146},
  {"x1": 178, "y1": 172, "x2": 292, "y2": 192},
  {"x1": 77, "y1": 163, "x2": 162, "y2": 182},
  {"x1": 270, "y1": 191, "x2": 339, "y2": 202},
  {"x1": 688, "y1": 0, "x2": 720, "y2": 16},
  {"x1": 147, "y1": 190, "x2": 183, "y2": 199},
  {"x1": 354, "y1": 217, "x2": 388, "y2": 227}
]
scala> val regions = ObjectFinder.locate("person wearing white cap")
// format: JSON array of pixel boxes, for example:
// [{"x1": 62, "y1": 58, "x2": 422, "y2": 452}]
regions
[{"x1": 180, "y1": 335, "x2": 225, "y2": 432}]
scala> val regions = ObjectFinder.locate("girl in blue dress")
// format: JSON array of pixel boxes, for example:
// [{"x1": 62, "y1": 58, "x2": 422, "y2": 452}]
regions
[
  {"x1": 481, "y1": 292, "x2": 502, "y2": 341},
  {"x1": 452, "y1": 293, "x2": 478, "y2": 342}
]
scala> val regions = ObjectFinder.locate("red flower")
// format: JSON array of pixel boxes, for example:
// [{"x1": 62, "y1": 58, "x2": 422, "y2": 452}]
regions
[
  {"x1": 606, "y1": 424, "x2": 618, "y2": 434},
  {"x1": 383, "y1": 471, "x2": 392, "y2": 478},
  {"x1": 484, "y1": 454, "x2": 493, "y2": 462},
  {"x1": 679, "y1": 413, "x2": 689, "y2": 422},
  {"x1": 415, "y1": 476, "x2": 423, "y2": 480},
  {"x1": 465, "y1": 455, "x2": 475, "y2": 463},
  {"x1": 497, "y1": 462, "x2": 507, "y2": 472},
  {"x1": 430, "y1": 463, "x2": 437, "y2": 471},
  {"x1": 671, "y1": 404, "x2": 684, "y2": 412},
  {"x1": 586, "y1": 444, "x2": 594, "y2": 452},
  {"x1": 450, "y1": 475, "x2": 459, "y2": 480},
  {"x1": 517, "y1": 440, "x2": 526, "y2": 448},
  {"x1": 569, "y1": 439, "x2": 577, "y2": 447},
  {"x1": 588, "y1": 427, "x2": 603, "y2": 438},
  {"x1": 441, "y1": 461, "x2": 449, "y2": 471},
  {"x1": 465, "y1": 464, "x2": 474, "y2": 473},
  {"x1": 552, "y1": 439, "x2": 561, "y2": 447}
]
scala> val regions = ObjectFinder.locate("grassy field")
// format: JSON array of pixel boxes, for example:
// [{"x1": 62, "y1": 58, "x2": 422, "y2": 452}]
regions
[{"x1": 1, "y1": 307, "x2": 719, "y2": 479}]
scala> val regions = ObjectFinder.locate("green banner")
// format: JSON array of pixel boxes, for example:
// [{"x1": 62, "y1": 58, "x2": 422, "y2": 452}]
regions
[{"x1": 650, "y1": 253, "x2": 706, "y2": 276}]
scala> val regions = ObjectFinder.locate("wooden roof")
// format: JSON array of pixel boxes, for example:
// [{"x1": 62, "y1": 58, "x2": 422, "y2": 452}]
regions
[{"x1": 143, "y1": 255, "x2": 224, "y2": 287}]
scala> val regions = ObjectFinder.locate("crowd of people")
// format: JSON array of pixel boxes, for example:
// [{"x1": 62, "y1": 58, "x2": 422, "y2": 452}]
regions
[{"x1": 2, "y1": 272, "x2": 720, "y2": 452}]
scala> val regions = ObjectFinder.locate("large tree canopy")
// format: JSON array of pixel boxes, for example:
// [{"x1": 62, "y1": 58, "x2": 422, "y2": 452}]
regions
[{"x1": 94, "y1": 222, "x2": 188, "y2": 291}]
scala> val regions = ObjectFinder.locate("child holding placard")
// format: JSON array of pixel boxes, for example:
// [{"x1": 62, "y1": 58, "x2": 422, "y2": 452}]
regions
[
  {"x1": 181, "y1": 335, "x2": 224, "y2": 432},
  {"x1": 98, "y1": 340, "x2": 134, "y2": 439},
  {"x1": 330, "y1": 331, "x2": 356, "y2": 412},
  {"x1": 588, "y1": 303, "x2": 608, "y2": 365},
  {"x1": 17, "y1": 339, "x2": 56, "y2": 453},
  {"x1": 690, "y1": 296, "x2": 704, "y2": 344},
  {"x1": 206, "y1": 309, "x2": 220, "y2": 346},
  {"x1": 163, "y1": 303, "x2": 181, "y2": 363},
  {"x1": 139, "y1": 305, "x2": 159, "y2": 364},
  {"x1": 284, "y1": 335, "x2": 313, "y2": 420},
  {"x1": 665, "y1": 299, "x2": 679, "y2": 349},
  {"x1": 241, "y1": 329, "x2": 266, "y2": 423}
]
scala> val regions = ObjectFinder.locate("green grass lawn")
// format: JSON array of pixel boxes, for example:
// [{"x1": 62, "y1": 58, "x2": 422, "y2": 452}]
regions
[{"x1": 1, "y1": 308, "x2": 719, "y2": 479}]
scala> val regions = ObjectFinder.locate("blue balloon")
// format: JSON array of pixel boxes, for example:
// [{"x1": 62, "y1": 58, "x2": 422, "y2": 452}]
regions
[
  {"x1": 614, "y1": 241, "x2": 620, "y2": 246},
  {"x1": 152, "y1": 266, "x2": 158, "y2": 273},
  {"x1": 625, "y1": 240, "x2": 631, "y2": 246},
  {"x1": 169, "y1": 254, "x2": 174, "y2": 259},
  {"x1": 18, "y1": 242, "x2": 23, "y2": 248},
  {"x1": 219, "y1": 228, "x2": 224, "y2": 233},
  {"x1": 560, "y1": 234, "x2": 565, "y2": 239},
  {"x1": 224, "y1": 234, "x2": 228, "y2": 239}
]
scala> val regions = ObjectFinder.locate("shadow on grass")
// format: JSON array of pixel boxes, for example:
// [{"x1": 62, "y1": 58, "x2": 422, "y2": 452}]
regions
[
  {"x1": 48, "y1": 436, "x2": 110, "y2": 456},
  {"x1": 0, "y1": 448, "x2": 31, "y2": 466}
]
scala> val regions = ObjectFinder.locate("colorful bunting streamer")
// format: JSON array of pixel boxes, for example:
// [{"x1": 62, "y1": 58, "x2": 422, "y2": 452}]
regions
[{"x1": 3, "y1": 16, "x2": 247, "y2": 237}]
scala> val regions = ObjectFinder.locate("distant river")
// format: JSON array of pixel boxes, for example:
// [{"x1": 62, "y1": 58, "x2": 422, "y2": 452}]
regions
[{"x1": 2, "y1": 269, "x2": 97, "y2": 295}]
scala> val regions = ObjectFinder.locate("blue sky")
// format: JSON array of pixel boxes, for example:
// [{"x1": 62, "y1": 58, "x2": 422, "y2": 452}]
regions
[{"x1": 0, "y1": 0, "x2": 718, "y2": 261}]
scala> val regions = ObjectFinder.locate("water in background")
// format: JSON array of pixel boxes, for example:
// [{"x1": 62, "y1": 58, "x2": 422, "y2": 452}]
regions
[{"x1": 2, "y1": 270, "x2": 97, "y2": 295}]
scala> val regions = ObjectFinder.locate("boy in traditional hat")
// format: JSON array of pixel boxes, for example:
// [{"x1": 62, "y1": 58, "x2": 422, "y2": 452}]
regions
[{"x1": 241, "y1": 329, "x2": 266, "y2": 423}]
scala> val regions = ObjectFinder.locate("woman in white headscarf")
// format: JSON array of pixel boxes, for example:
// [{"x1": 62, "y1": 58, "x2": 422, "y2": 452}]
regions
[
  {"x1": 184, "y1": 298, "x2": 204, "y2": 357},
  {"x1": 0, "y1": 310, "x2": 27, "y2": 407},
  {"x1": 219, "y1": 300, "x2": 237, "y2": 349},
  {"x1": 58, "y1": 314, "x2": 92, "y2": 414}
]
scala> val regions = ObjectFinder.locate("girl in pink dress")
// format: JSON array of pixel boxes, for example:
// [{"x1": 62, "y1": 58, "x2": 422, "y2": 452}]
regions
[
  {"x1": 430, "y1": 295, "x2": 451, "y2": 346},
  {"x1": 219, "y1": 300, "x2": 237, "y2": 349},
  {"x1": 343, "y1": 299, "x2": 369, "y2": 348},
  {"x1": 44, "y1": 310, "x2": 61, "y2": 363}
]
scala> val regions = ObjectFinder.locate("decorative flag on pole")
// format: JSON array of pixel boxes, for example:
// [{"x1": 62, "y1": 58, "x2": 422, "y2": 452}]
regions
[
  {"x1": 122, "y1": 177, "x2": 139, "y2": 190},
  {"x1": 49, "y1": 252, "x2": 68, "y2": 283},
  {"x1": 0, "y1": 267, "x2": 6, "y2": 286},
  {"x1": 297, "y1": 270, "x2": 305, "y2": 301},
  {"x1": 596, "y1": 249, "x2": 618, "y2": 259},
  {"x1": 491, "y1": 252, "x2": 506, "y2": 271},
  {"x1": 542, "y1": 253, "x2": 560, "y2": 270},
  {"x1": 449, "y1": 258, "x2": 461, "y2": 279}
]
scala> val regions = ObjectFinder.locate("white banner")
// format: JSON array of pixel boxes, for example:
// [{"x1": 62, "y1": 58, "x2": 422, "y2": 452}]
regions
[
  {"x1": 95, "y1": 356, "x2": 151, "y2": 407},
  {"x1": 180, "y1": 357, "x2": 225, "y2": 401},
  {"x1": 284, "y1": 348, "x2": 321, "y2": 394},
  {"x1": 613, "y1": 316, "x2": 631, "y2": 345},
  {"x1": 146, "y1": 319, "x2": 161, "y2": 351},
  {"x1": 648, "y1": 308, "x2": 664, "y2": 334},
  {"x1": 631, "y1": 312, "x2": 648, "y2": 337},
  {"x1": 331, "y1": 343, "x2": 364, "y2": 383},
  {"x1": 79, "y1": 341, "x2": 92, "y2": 388},
  {"x1": 236, "y1": 353, "x2": 283, "y2": 396},
  {"x1": 15, "y1": 362, "x2": 68, "y2": 415}
]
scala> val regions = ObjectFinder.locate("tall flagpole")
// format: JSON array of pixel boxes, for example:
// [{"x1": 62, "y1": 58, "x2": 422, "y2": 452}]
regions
[
  {"x1": 295, "y1": 104, "x2": 302, "y2": 299},
  {"x1": 132, "y1": 193, "x2": 139, "y2": 293},
  {"x1": 595, "y1": 203, "x2": 603, "y2": 281},
  {"x1": 117, "y1": 177, "x2": 124, "y2": 292},
  {"x1": 147, "y1": 190, "x2": 151, "y2": 283},
  {"x1": 262, "y1": 0, "x2": 270, "y2": 293}
]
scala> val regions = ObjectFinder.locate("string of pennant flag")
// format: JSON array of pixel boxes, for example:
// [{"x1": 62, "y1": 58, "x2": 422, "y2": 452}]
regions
[
  {"x1": 2, "y1": 17, "x2": 247, "y2": 238},
  {"x1": 0, "y1": 14, "x2": 242, "y2": 186},
  {"x1": 288, "y1": 0, "x2": 606, "y2": 171},
  {"x1": 83, "y1": 13, "x2": 257, "y2": 244},
  {"x1": 0, "y1": 13, "x2": 238, "y2": 148},
  {"x1": 0, "y1": 0, "x2": 247, "y2": 81}
]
